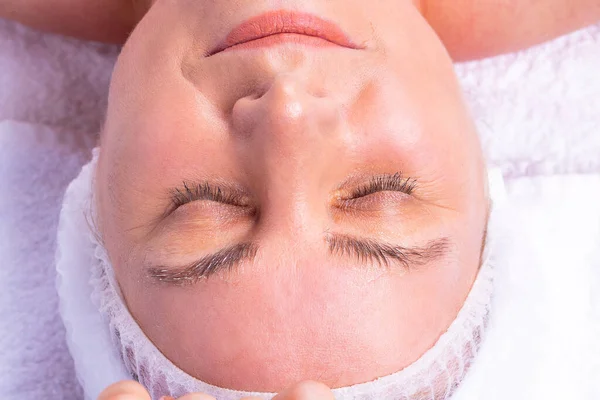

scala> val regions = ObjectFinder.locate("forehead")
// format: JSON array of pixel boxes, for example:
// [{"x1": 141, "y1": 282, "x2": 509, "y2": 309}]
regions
[{"x1": 112, "y1": 229, "x2": 479, "y2": 391}]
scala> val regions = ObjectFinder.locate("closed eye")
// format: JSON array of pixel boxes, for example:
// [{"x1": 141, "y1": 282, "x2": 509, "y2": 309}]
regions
[
  {"x1": 334, "y1": 173, "x2": 416, "y2": 205},
  {"x1": 164, "y1": 173, "x2": 415, "y2": 217},
  {"x1": 349, "y1": 173, "x2": 416, "y2": 199},
  {"x1": 166, "y1": 181, "x2": 252, "y2": 216}
]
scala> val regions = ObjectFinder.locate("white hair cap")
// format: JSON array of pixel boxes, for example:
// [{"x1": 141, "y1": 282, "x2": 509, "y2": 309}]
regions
[{"x1": 56, "y1": 148, "x2": 502, "y2": 400}]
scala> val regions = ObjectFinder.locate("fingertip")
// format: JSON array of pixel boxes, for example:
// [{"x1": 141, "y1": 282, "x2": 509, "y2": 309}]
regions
[
  {"x1": 274, "y1": 380, "x2": 335, "y2": 400},
  {"x1": 97, "y1": 380, "x2": 151, "y2": 400},
  {"x1": 176, "y1": 393, "x2": 217, "y2": 400}
]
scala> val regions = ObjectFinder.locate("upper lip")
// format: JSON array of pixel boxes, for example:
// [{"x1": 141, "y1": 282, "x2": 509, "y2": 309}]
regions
[{"x1": 207, "y1": 10, "x2": 363, "y2": 56}]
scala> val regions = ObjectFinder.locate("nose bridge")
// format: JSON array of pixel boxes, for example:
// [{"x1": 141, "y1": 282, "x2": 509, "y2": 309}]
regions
[{"x1": 231, "y1": 74, "x2": 343, "y2": 236}]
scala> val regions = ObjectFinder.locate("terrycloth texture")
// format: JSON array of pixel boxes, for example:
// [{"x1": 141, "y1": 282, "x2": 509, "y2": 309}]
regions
[
  {"x1": 0, "y1": 122, "x2": 93, "y2": 400},
  {"x1": 454, "y1": 175, "x2": 600, "y2": 400},
  {"x1": 0, "y1": 19, "x2": 117, "y2": 132},
  {"x1": 1, "y1": 15, "x2": 599, "y2": 400}
]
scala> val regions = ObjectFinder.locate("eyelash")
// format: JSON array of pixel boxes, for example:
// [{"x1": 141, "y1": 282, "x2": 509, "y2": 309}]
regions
[
  {"x1": 171, "y1": 173, "x2": 415, "y2": 212},
  {"x1": 346, "y1": 173, "x2": 417, "y2": 200},
  {"x1": 171, "y1": 182, "x2": 247, "y2": 208}
]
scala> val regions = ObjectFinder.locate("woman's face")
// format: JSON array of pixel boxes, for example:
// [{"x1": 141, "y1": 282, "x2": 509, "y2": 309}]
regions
[{"x1": 96, "y1": 0, "x2": 488, "y2": 393}]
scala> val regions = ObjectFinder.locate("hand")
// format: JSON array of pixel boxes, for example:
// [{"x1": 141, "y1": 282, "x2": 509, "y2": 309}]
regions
[
  {"x1": 246, "y1": 381, "x2": 335, "y2": 400},
  {"x1": 98, "y1": 380, "x2": 335, "y2": 400}
]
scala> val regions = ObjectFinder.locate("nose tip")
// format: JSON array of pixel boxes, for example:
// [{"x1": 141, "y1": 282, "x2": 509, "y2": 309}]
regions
[
  {"x1": 262, "y1": 76, "x2": 309, "y2": 126},
  {"x1": 231, "y1": 74, "x2": 339, "y2": 137}
]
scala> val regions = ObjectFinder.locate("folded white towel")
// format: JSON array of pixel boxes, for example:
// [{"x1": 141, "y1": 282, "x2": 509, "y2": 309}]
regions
[
  {"x1": 0, "y1": 17, "x2": 598, "y2": 400},
  {"x1": 456, "y1": 23, "x2": 600, "y2": 176}
]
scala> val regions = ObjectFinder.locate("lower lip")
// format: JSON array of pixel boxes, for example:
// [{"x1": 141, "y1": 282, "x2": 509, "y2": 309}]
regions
[{"x1": 222, "y1": 32, "x2": 342, "y2": 52}]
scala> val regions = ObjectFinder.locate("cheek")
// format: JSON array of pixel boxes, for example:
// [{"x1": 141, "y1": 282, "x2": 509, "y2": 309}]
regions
[
  {"x1": 98, "y1": 86, "x2": 233, "y2": 245},
  {"x1": 350, "y1": 81, "x2": 486, "y2": 250},
  {"x1": 105, "y1": 29, "x2": 227, "y2": 185},
  {"x1": 350, "y1": 79, "x2": 481, "y2": 190}
]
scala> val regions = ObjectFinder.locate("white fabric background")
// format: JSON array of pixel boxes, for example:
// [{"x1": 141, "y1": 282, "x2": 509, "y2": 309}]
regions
[
  {"x1": 0, "y1": 16, "x2": 598, "y2": 400},
  {"x1": 454, "y1": 175, "x2": 600, "y2": 400}
]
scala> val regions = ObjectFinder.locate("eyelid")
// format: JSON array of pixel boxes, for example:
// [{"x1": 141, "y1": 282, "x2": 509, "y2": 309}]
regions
[
  {"x1": 169, "y1": 181, "x2": 253, "y2": 212},
  {"x1": 334, "y1": 173, "x2": 417, "y2": 207},
  {"x1": 353, "y1": 173, "x2": 416, "y2": 197}
]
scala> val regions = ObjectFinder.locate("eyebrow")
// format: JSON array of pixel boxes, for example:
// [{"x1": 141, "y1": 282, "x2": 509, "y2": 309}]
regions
[
  {"x1": 326, "y1": 234, "x2": 450, "y2": 269},
  {"x1": 146, "y1": 234, "x2": 450, "y2": 286},
  {"x1": 147, "y1": 242, "x2": 258, "y2": 285}
]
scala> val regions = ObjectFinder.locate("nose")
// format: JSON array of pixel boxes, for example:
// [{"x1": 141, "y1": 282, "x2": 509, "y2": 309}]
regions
[
  {"x1": 231, "y1": 74, "x2": 346, "y2": 236},
  {"x1": 232, "y1": 73, "x2": 342, "y2": 147}
]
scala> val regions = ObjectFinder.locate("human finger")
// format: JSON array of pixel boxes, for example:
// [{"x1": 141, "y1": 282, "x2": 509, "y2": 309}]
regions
[
  {"x1": 97, "y1": 380, "x2": 151, "y2": 400},
  {"x1": 272, "y1": 381, "x2": 335, "y2": 400},
  {"x1": 175, "y1": 393, "x2": 217, "y2": 400}
]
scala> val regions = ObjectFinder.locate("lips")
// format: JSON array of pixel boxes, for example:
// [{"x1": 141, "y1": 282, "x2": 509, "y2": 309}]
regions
[{"x1": 208, "y1": 10, "x2": 362, "y2": 55}]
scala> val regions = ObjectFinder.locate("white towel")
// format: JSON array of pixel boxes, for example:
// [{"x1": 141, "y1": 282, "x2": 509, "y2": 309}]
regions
[
  {"x1": 0, "y1": 17, "x2": 598, "y2": 400},
  {"x1": 454, "y1": 174, "x2": 600, "y2": 400}
]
